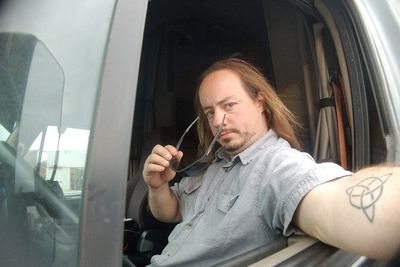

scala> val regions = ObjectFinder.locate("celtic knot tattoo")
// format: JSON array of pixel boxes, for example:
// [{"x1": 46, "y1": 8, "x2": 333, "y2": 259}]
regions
[{"x1": 346, "y1": 173, "x2": 391, "y2": 223}]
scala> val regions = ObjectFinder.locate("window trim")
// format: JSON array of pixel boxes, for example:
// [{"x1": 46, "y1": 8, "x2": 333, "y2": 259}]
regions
[
  {"x1": 343, "y1": 0, "x2": 400, "y2": 162},
  {"x1": 320, "y1": 0, "x2": 370, "y2": 169}
]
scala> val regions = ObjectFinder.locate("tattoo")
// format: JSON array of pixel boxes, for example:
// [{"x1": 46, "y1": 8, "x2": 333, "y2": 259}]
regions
[{"x1": 346, "y1": 173, "x2": 391, "y2": 223}]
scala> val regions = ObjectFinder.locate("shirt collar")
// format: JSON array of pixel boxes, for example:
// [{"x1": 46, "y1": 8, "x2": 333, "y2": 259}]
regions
[{"x1": 215, "y1": 129, "x2": 279, "y2": 165}]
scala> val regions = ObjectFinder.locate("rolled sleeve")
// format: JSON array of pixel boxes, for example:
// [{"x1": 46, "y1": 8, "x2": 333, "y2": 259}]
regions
[
  {"x1": 258, "y1": 145, "x2": 352, "y2": 237},
  {"x1": 282, "y1": 162, "x2": 352, "y2": 236}
]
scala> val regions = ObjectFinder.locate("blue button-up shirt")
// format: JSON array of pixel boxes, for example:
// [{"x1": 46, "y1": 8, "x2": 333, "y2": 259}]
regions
[{"x1": 150, "y1": 130, "x2": 351, "y2": 266}]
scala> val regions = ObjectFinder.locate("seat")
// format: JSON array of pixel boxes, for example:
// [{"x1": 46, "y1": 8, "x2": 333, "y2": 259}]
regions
[{"x1": 124, "y1": 129, "x2": 176, "y2": 266}]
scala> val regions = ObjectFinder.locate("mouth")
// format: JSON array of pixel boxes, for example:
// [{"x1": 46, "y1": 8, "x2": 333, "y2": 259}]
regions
[
  {"x1": 219, "y1": 131, "x2": 229, "y2": 137},
  {"x1": 219, "y1": 130, "x2": 234, "y2": 139}
]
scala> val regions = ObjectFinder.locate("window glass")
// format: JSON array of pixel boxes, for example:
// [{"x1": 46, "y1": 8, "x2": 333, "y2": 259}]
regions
[
  {"x1": 0, "y1": 0, "x2": 116, "y2": 266},
  {"x1": 29, "y1": 126, "x2": 89, "y2": 195},
  {"x1": 0, "y1": 124, "x2": 8, "y2": 141}
]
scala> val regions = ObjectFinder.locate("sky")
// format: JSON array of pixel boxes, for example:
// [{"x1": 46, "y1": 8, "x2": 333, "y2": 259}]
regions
[{"x1": 30, "y1": 126, "x2": 89, "y2": 151}]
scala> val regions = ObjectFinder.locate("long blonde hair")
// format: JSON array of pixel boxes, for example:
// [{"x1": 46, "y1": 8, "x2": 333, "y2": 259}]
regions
[{"x1": 194, "y1": 58, "x2": 301, "y2": 159}]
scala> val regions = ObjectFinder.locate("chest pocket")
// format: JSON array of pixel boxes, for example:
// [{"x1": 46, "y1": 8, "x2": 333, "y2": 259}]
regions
[
  {"x1": 182, "y1": 175, "x2": 203, "y2": 194},
  {"x1": 177, "y1": 175, "x2": 203, "y2": 218},
  {"x1": 216, "y1": 193, "x2": 240, "y2": 214}
]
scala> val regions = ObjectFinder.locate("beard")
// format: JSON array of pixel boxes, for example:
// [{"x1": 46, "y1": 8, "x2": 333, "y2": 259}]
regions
[{"x1": 219, "y1": 130, "x2": 256, "y2": 154}]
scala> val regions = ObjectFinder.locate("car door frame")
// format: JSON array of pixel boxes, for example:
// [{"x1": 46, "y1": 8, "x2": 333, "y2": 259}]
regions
[{"x1": 78, "y1": 0, "x2": 148, "y2": 266}]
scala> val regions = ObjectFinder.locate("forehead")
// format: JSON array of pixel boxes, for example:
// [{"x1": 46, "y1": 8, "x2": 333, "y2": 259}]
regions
[{"x1": 198, "y1": 69, "x2": 249, "y2": 105}]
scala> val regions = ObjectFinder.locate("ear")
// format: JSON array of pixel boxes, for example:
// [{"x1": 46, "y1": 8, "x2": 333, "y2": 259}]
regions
[{"x1": 255, "y1": 93, "x2": 264, "y2": 112}]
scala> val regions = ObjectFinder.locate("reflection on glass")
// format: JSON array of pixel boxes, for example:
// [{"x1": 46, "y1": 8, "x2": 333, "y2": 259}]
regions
[
  {"x1": 0, "y1": 124, "x2": 9, "y2": 141},
  {"x1": 0, "y1": 0, "x2": 117, "y2": 265},
  {"x1": 29, "y1": 126, "x2": 89, "y2": 194},
  {"x1": 8, "y1": 36, "x2": 65, "y2": 193},
  {"x1": 0, "y1": 33, "x2": 78, "y2": 266}
]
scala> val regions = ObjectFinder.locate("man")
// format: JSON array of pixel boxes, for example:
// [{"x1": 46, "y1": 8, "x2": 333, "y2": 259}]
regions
[{"x1": 143, "y1": 58, "x2": 400, "y2": 266}]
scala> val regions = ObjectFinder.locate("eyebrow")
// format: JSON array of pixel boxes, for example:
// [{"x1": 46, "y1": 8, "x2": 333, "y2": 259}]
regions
[{"x1": 202, "y1": 96, "x2": 238, "y2": 112}]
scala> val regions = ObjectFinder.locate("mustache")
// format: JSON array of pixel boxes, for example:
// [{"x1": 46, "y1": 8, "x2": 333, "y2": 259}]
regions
[{"x1": 218, "y1": 129, "x2": 238, "y2": 137}]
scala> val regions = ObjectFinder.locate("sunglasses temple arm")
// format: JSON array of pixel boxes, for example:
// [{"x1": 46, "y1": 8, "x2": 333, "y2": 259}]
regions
[
  {"x1": 175, "y1": 116, "x2": 199, "y2": 150},
  {"x1": 205, "y1": 114, "x2": 226, "y2": 156}
]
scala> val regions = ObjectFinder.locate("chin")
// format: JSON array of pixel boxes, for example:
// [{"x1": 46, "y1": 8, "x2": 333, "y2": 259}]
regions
[{"x1": 222, "y1": 142, "x2": 244, "y2": 153}]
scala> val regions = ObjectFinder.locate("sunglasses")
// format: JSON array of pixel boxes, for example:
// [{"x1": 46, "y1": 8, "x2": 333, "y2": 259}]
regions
[{"x1": 170, "y1": 114, "x2": 226, "y2": 174}]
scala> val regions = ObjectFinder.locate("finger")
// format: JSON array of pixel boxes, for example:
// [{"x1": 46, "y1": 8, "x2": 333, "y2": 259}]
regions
[
  {"x1": 152, "y1": 145, "x2": 175, "y2": 160},
  {"x1": 146, "y1": 153, "x2": 171, "y2": 168},
  {"x1": 175, "y1": 151, "x2": 183, "y2": 161},
  {"x1": 164, "y1": 145, "x2": 179, "y2": 156},
  {"x1": 144, "y1": 163, "x2": 166, "y2": 173}
]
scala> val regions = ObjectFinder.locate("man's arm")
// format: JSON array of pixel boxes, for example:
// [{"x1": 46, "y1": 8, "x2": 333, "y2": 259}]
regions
[
  {"x1": 294, "y1": 165, "x2": 400, "y2": 259},
  {"x1": 148, "y1": 183, "x2": 181, "y2": 223},
  {"x1": 143, "y1": 144, "x2": 183, "y2": 223}
]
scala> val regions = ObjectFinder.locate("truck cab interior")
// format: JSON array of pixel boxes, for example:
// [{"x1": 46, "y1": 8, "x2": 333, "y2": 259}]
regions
[{"x1": 124, "y1": 0, "x2": 387, "y2": 265}]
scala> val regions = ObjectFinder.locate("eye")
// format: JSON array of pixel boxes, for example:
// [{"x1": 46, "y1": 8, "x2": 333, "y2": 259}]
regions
[
  {"x1": 224, "y1": 102, "x2": 237, "y2": 111},
  {"x1": 205, "y1": 110, "x2": 214, "y2": 119}
]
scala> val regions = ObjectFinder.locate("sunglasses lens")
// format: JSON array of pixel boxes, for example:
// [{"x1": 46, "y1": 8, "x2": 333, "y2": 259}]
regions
[{"x1": 170, "y1": 156, "x2": 180, "y2": 171}]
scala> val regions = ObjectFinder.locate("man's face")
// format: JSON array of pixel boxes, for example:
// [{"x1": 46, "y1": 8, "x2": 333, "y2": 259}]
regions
[{"x1": 199, "y1": 69, "x2": 269, "y2": 157}]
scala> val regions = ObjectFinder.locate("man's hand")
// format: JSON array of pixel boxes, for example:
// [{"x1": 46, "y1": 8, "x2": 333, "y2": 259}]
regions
[
  {"x1": 142, "y1": 145, "x2": 183, "y2": 223},
  {"x1": 143, "y1": 144, "x2": 183, "y2": 189}
]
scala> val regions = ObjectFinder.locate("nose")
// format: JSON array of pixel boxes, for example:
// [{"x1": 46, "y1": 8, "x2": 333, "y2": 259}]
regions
[{"x1": 212, "y1": 111, "x2": 226, "y2": 131}]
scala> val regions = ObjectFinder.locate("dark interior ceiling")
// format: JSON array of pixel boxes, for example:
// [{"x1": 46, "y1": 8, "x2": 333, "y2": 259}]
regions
[
  {"x1": 144, "y1": 0, "x2": 270, "y2": 70},
  {"x1": 146, "y1": 0, "x2": 266, "y2": 37}
]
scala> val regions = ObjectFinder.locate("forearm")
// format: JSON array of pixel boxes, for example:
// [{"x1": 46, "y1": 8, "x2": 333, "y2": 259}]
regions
[
  {"x1": 148, "y1": 183, "x2": 182, "y2": 223},
  {"x1": 295, "y1": 165, "x2": 400, "y2": 259}
]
